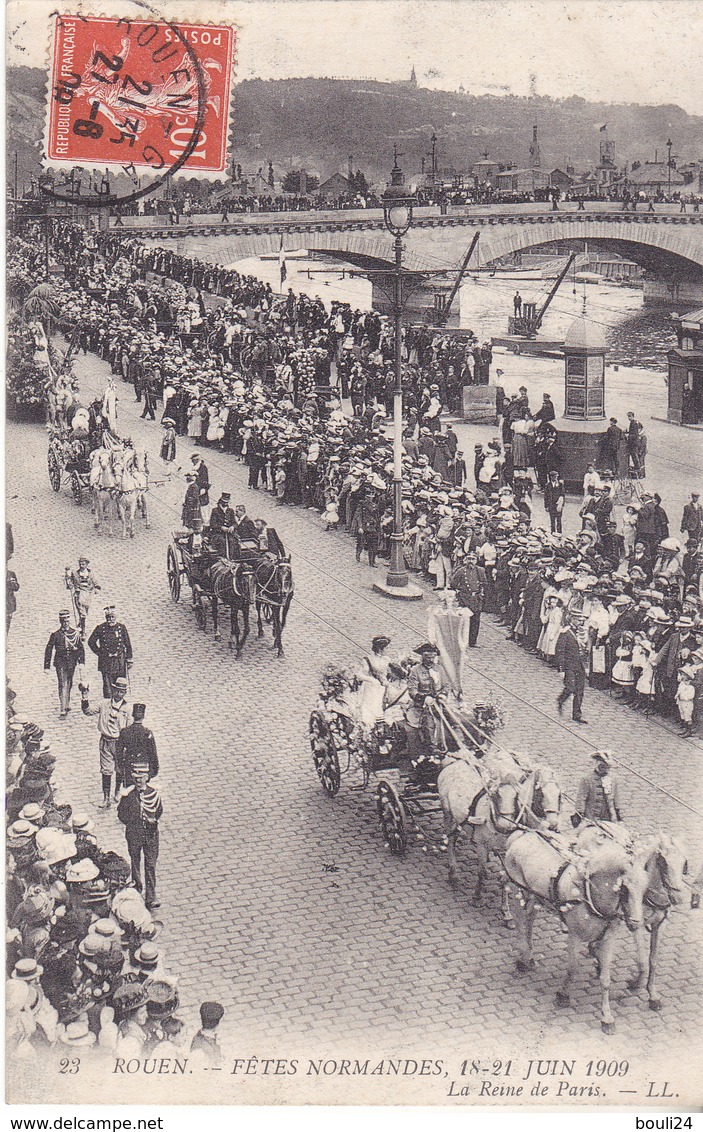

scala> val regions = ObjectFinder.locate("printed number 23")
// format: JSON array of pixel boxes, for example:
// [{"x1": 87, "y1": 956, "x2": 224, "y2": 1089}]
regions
[{"x1": 59, "y1": 1057, "x2": 80, "y2": 1074}]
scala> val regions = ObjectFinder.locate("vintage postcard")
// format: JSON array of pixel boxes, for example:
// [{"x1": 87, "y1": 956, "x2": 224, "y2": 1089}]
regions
[{"x1": 5, "y1": 0, "x2": 703, "y2": 1110}]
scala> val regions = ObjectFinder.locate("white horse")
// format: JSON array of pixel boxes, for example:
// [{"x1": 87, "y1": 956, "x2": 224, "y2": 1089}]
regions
[
  {"x1": 132, "y1": 449, "x2": 150, "y2": 529},
  {"x1": 627, "y1": 832, "x2": 689, "y2": 1012},
  {"x1": 112, "y1": 448, "x2": 139, "y2": 539},
  {"x1": 92, "y1": 449, "x2": 116, "y2": 534},
  {"x1": 503, "y1": 824, "x2": 648, "y2": 1032},
  {"x1": 438, "y1": 750, "x2": 562, "y2": 928}
]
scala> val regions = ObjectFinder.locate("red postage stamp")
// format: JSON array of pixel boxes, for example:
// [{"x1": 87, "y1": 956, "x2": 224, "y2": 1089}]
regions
[{"x1": 46, "y1": 15, "x2": 235, "y2": 174}]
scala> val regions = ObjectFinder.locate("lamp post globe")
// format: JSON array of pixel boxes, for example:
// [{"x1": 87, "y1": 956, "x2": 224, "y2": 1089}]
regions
[
  {"x1": 373, "y1": 160, "x2": 422, "y2": 601},
  {"x1": 381, "y1": 160, "x2": 415, "y2": 237}
]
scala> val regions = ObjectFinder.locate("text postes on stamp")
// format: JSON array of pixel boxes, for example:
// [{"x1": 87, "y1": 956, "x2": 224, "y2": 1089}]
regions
[{"x1": 46, "y1": 15, "x2": 235, "y2": 177}]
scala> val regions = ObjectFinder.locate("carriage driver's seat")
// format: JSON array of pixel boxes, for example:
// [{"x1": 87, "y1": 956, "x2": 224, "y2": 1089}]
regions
[{"x1": 234, "y1": 537, "x2": 262, "y2": 563}]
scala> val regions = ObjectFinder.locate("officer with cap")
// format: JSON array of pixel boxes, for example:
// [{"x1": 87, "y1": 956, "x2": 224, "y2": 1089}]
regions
[
  {"x1": 116, "y1": 703, "x2": 159, "y2": 788},
  {"x1": 181, "y1": 471, "x2": 202, "y2": 529},
  {"x1": 88, "y1": 606, "x2": 133, "y2": 699},
  {"x1": 208, "y1": 492, "x2": 236, "y2": 557},
  {"x1": 44, "y1": 610, "x2": 85, "y2": 719}
]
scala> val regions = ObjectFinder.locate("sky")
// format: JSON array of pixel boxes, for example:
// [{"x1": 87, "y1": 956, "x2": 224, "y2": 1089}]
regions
[{"x1": 6, "y1": 0, "x2": 703, "y2": 115}]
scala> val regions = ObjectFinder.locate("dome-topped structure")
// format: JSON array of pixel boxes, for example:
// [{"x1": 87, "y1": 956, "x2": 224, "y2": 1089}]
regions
[
  {"x1": 558, "y1": 308, "x2": 611, "y2": 490},
  {"x1": 563, "y1": 317, "x2": 607, "y2": 351}
]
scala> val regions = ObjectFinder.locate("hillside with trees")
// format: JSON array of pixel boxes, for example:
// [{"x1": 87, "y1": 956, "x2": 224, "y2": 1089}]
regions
[{"x1": 7, "y1": 68, "x2": 703, "y2": 188}]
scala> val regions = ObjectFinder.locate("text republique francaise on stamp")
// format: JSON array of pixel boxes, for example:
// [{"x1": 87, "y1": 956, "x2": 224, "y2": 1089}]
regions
[{"x1": 46, "y1": 13, "x2": 235, "y2": 199}]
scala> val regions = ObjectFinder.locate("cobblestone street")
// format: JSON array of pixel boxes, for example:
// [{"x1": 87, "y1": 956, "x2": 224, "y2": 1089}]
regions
[{"x1": 6, "y1": 345, "x2": 702, "y2": 1095}]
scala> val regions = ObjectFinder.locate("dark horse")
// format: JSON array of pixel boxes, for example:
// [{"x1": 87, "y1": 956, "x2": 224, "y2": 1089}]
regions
[
  {"x1": 204, "y1": 559, "x2": 256, "y2": 658},
  {"x1": 253, "y1": 557, "x2": 294, "y2": 658}
]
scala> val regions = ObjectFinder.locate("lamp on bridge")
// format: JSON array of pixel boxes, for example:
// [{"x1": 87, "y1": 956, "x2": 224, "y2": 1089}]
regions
[
  {"x1": 373, "y1": 158, "x2": 423, "y2": 601},
  {"x1": 557, "y1": 318, "x2": 621, "y2": 491}
]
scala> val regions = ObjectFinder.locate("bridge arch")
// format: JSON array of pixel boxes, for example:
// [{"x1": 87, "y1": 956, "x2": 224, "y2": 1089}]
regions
[
  {"x1": 147, "y1": 210, "x2": 703, "y2": 282},
  {"x1": 407, "y1": 217, "x2": 703, "y2": 282}
]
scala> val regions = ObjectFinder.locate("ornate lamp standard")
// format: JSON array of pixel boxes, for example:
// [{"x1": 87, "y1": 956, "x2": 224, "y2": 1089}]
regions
[
  {"x1": 666, "y1": 138, "x2": 673, "y2": 199},
  {"x1": 373, "y1": 158, "x2": 423, "y2": 601}
]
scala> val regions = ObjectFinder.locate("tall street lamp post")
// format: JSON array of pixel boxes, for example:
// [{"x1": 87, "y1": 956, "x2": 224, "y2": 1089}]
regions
[
  {"x1": 666, "y1": 138, "x2": 673, "y2": 199},
  {"x1": 373, "y1": 159, "x2": 423, "y2": 601}
]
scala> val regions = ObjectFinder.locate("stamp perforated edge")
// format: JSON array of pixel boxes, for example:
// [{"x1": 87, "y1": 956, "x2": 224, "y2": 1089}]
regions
[{"x1": 40, "y1": 5, "x2": 238, "y2": 185}]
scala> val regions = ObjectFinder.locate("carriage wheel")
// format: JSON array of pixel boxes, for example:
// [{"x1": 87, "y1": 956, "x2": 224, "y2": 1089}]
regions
[
  {"x1": 309, "y1": 710, "x2": 341, "y2": 796},
  {"x1": 166, "y1": 546, "x2": 181, "y2": 602},
  {"x1": 48, "y1": 450, "x2": 61, "y2": 493},
  {"x1": 70, "y1": 472, "x2": 83, "y2": 505},
  {"x1": 377, "y1": 779, "x2": 407, "y2": 855}
]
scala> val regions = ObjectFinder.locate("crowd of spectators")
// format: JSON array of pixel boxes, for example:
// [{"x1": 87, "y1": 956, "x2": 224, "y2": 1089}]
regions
[
  {"x1": 9, "y1": 219, "x2": 703, "y2": 735},
  {"x1": 6, "y1": 680, "x2": 227, "y2": 1065}
]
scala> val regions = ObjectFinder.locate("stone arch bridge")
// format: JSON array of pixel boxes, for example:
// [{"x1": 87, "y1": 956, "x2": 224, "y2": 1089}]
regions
[{"x1": 137, "y1": 206, "x2": 703, "y2": 284}]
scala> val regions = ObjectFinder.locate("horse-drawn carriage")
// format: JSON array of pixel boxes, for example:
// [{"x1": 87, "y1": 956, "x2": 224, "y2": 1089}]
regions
[
  {"x1": 167, "y1": 528, "x2": 294, "y2": 658},
  {"x1": 47, "y1": 428, "x2": 91, "y2": 503},
  {"x1": 309, "y1": 661, "x2": 691, "y2": 1034},
  {"x1": 309, "y1": 664, "x2": 504, "y2": 855},
  {"x1": 48, "y1": 426, "x2": 151, "y2": 535}
]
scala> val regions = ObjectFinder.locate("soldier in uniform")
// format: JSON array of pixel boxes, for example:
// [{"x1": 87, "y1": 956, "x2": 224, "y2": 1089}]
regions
[
  {"x1": 44, "y1": 609, "x2": 85, "y2": 719},
  {"x1": 208, "y1": 492, "x2": 236, "y2": 557},
  {"x1": 116, "y1": 703, "x2": 159, "y2": 788},
  {"x1": 65, "y1": 556, "x2": 101, "y2": 637},
  {"x1": 117, "y1": 762, "x2": 163, "y2": 910},
  {"x1": 451, "y1": 550, "x2": 486, "y2": 646},
  {"x1": 88, "y1": 606, "x2": 133, "y2": 699},
  {"x1": 181, "y1": 472, "x2": 202, "y2": 529}
]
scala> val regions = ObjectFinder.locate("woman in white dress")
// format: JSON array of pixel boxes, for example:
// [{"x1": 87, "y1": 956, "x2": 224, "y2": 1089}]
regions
[
  {"x1": 632, "y1": 632, "x2": 656, "y2": 711},
  {"x1": 358, "y1": 636, "x2": 392, "y2": 728},
  {"x1": 102, "y1": 378, "x2": 118, "y2": 434}
]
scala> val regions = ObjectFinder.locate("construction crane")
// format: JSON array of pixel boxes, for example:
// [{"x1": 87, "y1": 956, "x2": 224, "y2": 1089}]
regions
[
  {"x1": 431, "y1": 232, "x2": 480, "y2": 327},
  {"x1": 508, "y1": 252, "x2": 576, "y2": 338}
]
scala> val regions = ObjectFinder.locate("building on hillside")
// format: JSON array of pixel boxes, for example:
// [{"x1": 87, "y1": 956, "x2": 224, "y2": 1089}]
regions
[
  {"x1": 496, "y1": 166, "x2": 549, "y2": 194},
  {"x1": 470, "y1": 158, "x2": 501, "y2": 188},
  {"x1": 549, "y1": 168, "x2": 574, "y2": 191},
  {"x1": 667, "y1": 309, "x2": 703, "y2": 425},
  {"x1": 626, "y1": 161, "x2": 686, "y2": 196},
  {"x1": 318, "y1": 172, "x2": 351, "y2": 199}
]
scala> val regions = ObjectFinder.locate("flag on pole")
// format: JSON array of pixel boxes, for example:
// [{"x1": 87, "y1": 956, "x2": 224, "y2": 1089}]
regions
[
  {"x1": 599, "y1": 124, "x2": 607, "y2": 133},
  {"x1": 278, "y1": 235, "x2": 287, "y2": 289}
]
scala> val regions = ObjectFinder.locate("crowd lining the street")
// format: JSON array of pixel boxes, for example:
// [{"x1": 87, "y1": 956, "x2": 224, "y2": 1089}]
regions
[
  {"x1": 8, "y1": 220, "x2": 703, "y2": 735},
  {"x1": 6, "y1": 679, "x2": 226, "y2": 1064}
]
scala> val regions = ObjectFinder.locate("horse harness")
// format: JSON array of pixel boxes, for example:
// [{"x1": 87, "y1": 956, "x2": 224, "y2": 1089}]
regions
[{"x1": 504, "y1": 835, "x2": 628, "y2": 932}]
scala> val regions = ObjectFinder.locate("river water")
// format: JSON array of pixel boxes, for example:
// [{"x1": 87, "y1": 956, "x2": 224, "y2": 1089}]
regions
[
  {"x1": 228, "y1": 253, "x2": 676, "y2": 372},
  {"x1": 175, "y1": 238, "x2": 677, "y2": 372}
]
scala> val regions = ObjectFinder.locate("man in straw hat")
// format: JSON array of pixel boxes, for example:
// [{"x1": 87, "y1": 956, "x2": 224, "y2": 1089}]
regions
[
  {"x1": 64, "y1": 556, "x2": 101, "y2": 639},
  {"x1": 555, "y1": 611, "x2": 588, "y2": 724},
  {"x1": 96, "y1": 677, "x2": 131, "y2": 809}
]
